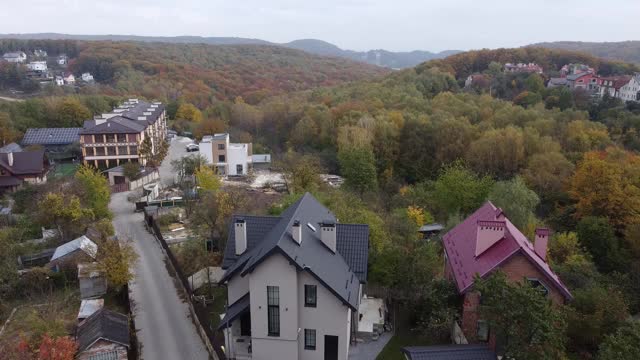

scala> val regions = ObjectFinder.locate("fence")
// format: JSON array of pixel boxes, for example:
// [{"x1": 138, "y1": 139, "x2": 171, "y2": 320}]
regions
[
  {"x1": 149, "y1": 218, "x2": 226, "y2": 360},
  {"x1": 135, "y1": 198, "x2": 185, "y2": 211}
]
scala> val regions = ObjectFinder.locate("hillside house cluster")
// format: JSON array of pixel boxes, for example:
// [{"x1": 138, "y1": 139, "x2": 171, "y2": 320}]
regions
[
  {"x1": 1, "y1": 50, "x2": 93, "y2": 87},
  {"x1": 79, "y1": 99, "x2": 167, "y2": 169},
  {"x1": 504, "y1": 62, "x2": 543, "y2": 74},
  {"x1": 548, "y1": 63, "x2": 640, "y2": 102}
]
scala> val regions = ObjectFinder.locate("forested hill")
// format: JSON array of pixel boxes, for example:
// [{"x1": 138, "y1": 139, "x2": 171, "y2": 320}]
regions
[
  {"x1": 419, "y1": 46, "x2": 640, "y2": 79},
  {"x1": 0, "y1": 33, "x2": 460, "y2": 69},
  {"x1": 529, "y1": 41, "x2": 640, "y2": 64},
  {"x1": 0, "y1": 39, "x2": 388, "y2": 107}
]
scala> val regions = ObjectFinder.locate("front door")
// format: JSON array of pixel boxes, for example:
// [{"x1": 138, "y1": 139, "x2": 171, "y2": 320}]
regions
[
  {"x1": 324, "y1": 335, "x2": 338, "y2": 360},
  {"x1": 236, "y1": 164, "x2": 243, "y2": 175}
]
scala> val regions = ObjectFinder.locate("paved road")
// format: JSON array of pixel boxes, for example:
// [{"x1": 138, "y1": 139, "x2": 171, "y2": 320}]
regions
[{"x1": 110, "y1": 137, "x2": 209, "y2": 360}]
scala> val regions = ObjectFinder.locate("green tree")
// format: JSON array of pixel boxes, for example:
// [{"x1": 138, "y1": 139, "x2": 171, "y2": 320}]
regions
[
  {"x1": 175, "y1": 103, "x2": 203, "y2": 123},
  {"x1": 597, "y1": 321, "x2": 640, "y2": 360},
  {"x1": 138, "y1": 136, "x2": 154, "y2": 166},
  {"x1": 37, "y1": 193, "x2": 93, "y2": 240},
  {"x1": 475, "y1": 272, "x2": 567, "y2": 360},
  {"x1": 488, "y1": 176, "x2": 540, "y2": 230},
  {"x1": 195, "y1": 166, "x2": 221, "y2": 194},
  {"x1": 96, "y1": 238, "x2": 138, "y2": 291},
  {"x1": 522, "y1": 152, "x2": 574, "y2": 202},
  {"x1": 121, "y1": 161, "x2": 141, "y2": 181},
  {"x1": 278, "y1": 152, "x2": 322, "y2": 194},
  {"x1": 576, "y1": 216, "x2": 625, "y2": 272},
  {"x1": 338, "y1": 147, "x2": 378, "y2": 195},
  {"x1": 75, "y1": 165, "x2": 111, "y2": 219},
  {"x1": 467, "y1": 126, "x2": 527, "y2": 178},
  {"x1": 525, "y1": 73, "x2": 545, "y2": 93},
  {"x1": 433, "y1": 161, "x2": 494, "y2": 216},
  {"x1": 56, "y1": 98, "x2": 91, "y2": 127}
]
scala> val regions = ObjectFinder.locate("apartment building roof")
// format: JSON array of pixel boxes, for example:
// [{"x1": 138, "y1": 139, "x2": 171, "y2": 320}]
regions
[
  {"x1": 80, "y1": 116, "x2": 146, "y2": 135},
  {"x1": 220, "y1": 193, "x2": 369, "y2": 310}
]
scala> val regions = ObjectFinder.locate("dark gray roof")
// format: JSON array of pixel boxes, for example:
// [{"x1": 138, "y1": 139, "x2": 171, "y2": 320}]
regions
[
  {"x1": 118, "y1": 100, "x2": 165, "y2": 125},
  {"x1": 21, "y1": 128, "x2": 81, "y2": 146},
  {"x1": 80, "y1": 116, "x2": 145, "y2": 134},
  {"x1": 217, "y1": 293, "x2": 250, "y2": 330},
  {"x1": 0, "y1": 150, "x2": 45, "y2": 175},
  {"x1": 220, "y1": 193, "x2": 369, "y2": 310},
  {"x1": 402, "y1": 345, "x2": 497, "y2": 360},
  {"x1": 567, "y1": 73, "x2": 589, "y2": 81},
  {"x1": 77, "y1": 309, "x2": 129, "y2": 352}
]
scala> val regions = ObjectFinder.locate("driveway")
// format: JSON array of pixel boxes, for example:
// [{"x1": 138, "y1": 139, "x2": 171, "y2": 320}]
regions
[{"x1": 110, "y1": 136, "x2": 209, "y2": 360}]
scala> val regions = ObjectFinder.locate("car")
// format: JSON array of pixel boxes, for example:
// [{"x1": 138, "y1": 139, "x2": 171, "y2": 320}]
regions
[{"x1": 186, "y1": 143, "x2": 199, "y2": 152}]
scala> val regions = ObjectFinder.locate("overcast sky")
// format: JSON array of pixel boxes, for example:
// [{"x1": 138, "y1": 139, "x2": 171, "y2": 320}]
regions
[{"x1": 1, "y1": 0, "x2": 638, "y2": 52}]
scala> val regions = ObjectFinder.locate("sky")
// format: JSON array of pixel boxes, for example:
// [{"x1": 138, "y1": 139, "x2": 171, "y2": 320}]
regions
[{"x1": 0, "y1": 0, "x2": 639, "y2": 52}]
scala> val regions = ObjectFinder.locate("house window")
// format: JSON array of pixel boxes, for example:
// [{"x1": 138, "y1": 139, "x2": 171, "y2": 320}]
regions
[
  {"x1": 267, "y1": 286, "x2": 280, "y2": 336},
  {"x1": 477, "y1": 320, "x2": 489, "y2": 342},
  {"x1": 527, "y1": 278, "x2": 549, "y2": 297},
  {"x1": 218, "y1": 143, "x2": 225, "y2": 150},
  {"x1": 118, "y1": 146, "x2": 128, "y2": 155},
  {"x1": 130, "y1": 146, "x2": 138, "y2": 155},
  {"x1": 304, "y1": 285, "x2": 317, "y2": 307},
  {"x1": 304, "y1": 329, "x2": 316, "y2": 350},
  {"x1": 218, "y1": 155, "x2": 226, "y2": 162}
]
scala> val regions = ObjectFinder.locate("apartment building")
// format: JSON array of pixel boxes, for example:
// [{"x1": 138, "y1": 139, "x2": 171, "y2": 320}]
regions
[
  {"x1": 79, "y1": 99, "x2": 167, "y2": 169},
  {"x1": 219, "y1": 193, "x2": 369, "y2": 360},
  {"x1": 200, "y1": 133, "x2": 253, "y2": 176}
]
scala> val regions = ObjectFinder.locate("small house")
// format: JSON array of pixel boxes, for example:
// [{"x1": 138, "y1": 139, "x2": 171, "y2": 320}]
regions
[
  {"x1": 48, "y1": 235, "x2": 98, "y2": 272},
  {"x1": 3, "y1": 51, "x2": 27, "y2": 63},
  {"x1": 57, "y1": 54, "x2": 68, "y2": 65},
  {"x1": 33, "y1": 49, "x2": 48, "y2": 58},
  {"x1": 78, "y1": 262, "x2": 107, "y2": 299},
  {"x1": 27, "y1": 61, "x2": 47, "y2": 72},
  {"x1": 0, "y1": 150, "x2": 49, "y2": 192},
  {"x1": 63, "y1": 72, "x2": 75, "y2": 85},
  {"x1": 76, "y1": 309, "x2": 130, "y2": 360},
  {"x1": 81, "y1": 72, "x2": 94, "y2": 82},
  {"x1": 55, "y1": 76, "x2": 64, "y2": 86}
]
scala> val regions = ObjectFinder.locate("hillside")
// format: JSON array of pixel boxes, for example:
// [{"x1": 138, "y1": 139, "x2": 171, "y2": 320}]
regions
[
  {"x1": 0, "y1": 33, "x2": 460, "y2": 69},
  {"x1": 530, "y1": 41, "x2": 640, "y2": 64}
]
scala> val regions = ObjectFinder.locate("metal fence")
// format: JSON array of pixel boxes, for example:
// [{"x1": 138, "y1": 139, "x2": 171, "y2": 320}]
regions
[{"x1": 149, "y1": 218, "x2": 226, "y2": 360}]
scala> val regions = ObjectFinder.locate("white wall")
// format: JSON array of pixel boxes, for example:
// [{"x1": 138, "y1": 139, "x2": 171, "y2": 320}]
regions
[
  {"x1": 249, "y1": 253, "x2": 299, "y2": 360},
  {"x1": 199, "y1": 141, "x2": 214, "y2": 165},
  {"x1": 227, "y1": 144, "x2": 249, "y2": 176},
  {"x1": 297, "y1": 271, "x2": 351, "y2": 360},
  {"x1": 228, "y1": 272, "x2": 249, "y2": 305}
]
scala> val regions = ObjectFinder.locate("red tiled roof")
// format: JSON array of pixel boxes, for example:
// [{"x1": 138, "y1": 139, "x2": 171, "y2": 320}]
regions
[{"x1": 443, "y1": 201, "x2": 572, "y2": 300}]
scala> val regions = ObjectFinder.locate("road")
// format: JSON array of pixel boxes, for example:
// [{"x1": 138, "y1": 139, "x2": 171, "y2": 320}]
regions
[
  {"x1": 0, "y1": 96, "x2": 24, "y2": 102},
  {"x1": 110, "y1": 137, "x2": 209, "y2": 360}
]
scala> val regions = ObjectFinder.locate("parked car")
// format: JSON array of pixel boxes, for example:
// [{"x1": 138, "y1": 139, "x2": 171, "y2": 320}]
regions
[{"x1": 186, "y1": 143, "x2": 199, "y2": 152}]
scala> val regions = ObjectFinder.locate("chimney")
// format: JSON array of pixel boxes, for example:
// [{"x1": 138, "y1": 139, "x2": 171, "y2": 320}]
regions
[
  {"x1": 7, "y1": 152, "x2": 13, "y2": 167},
  {"x1": 320, "y1": 220, "x2": 336, "y2": 253},
  {"x1": 534, "y1": 228, "x2": 550, "y2": 261},
  {"x1": 234, "y1": 218, "x2": 247, "y2": 255},
  {"x1": 292, "y1": 220, "x2": 301, "y2": 244},
  {"x1": 475, "y1": 220, "x2": 506, "y2": 257}
]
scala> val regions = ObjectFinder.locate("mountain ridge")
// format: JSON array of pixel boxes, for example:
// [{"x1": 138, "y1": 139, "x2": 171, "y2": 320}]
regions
[
  {"x1": 0, "y1": 33, "x2": 461, "y2": 68},
  {"x1": 528, "y1": 40, "x2": 640, "y2": 64}
]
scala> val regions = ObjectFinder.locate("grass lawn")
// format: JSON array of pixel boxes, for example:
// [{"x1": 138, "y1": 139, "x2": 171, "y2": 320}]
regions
[
  {"x1": 376, "y1": 332, "x2": 439, "y2": 360},
  {"x1": 51, "y1": 163, "x2": 79, "y2": 178}
]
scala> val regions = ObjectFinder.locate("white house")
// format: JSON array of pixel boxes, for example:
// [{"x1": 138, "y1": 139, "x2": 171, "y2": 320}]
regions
[
  {"x1": 3, "y1": 51, "x2": 27, "y2": 63},
  {"x1": 27, "y1": 61, "x2": 48, "y2": 72},
  {"x1": 33, "y1": 49, "x2": 47, "y2": 58},
  {"x1": 57, "y1": 54, "x2": 68, "y2": 65},
  {"x1": 219, "y1": 193, "x2": 369, "y2": 360},
  {"x1": 619, "y1": 73, "x2": 640, "y2": 102},
  {"x1": 199, "y1": 133, "x2": 257, "y2": 176},
  {"x1": 63, "y1": 73, "x2": 75, "y2": 85},
  {"x1": 81, "y1": 72, "x2": 94, "y2": 82},
  {"x1": 55, "y1": 76, "x2": 64, "y2": 86}
]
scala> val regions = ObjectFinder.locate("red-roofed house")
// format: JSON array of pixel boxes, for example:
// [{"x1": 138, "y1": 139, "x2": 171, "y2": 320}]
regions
[{"x1": 442, "y1": 201, "x2": 572, "y2": 345}]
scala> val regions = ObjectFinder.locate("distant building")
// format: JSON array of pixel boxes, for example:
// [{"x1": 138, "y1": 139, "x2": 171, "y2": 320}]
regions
[
  {"x1": 21, "y1": 127, "x2": 82, "y2": 160},
  {"x1": 560, "y1": 63, "x2": 595, "y2": 77},
  {"x1": 443, "y1": 202, "x2": 572, "y2": 347},
  {"x1": 80, "y1": 99, "x2": 167, "y2": 169},
  {"x1": 57, "y1": 54, "x2": 68, "y2": 65},
  {"x1": 200, "y1": 133, "x2": 263, "y2": 176},
  {"x1": 76, "y1": 309, "x2": 129, "y2": 360},
  {"x1": 81, "y1": 72, "x2": 94, "y2": 82},
  {"x1": 54, "y1": 76, "x2": 64, "y2": 86},
  {"x1": 33, "y1": 49, "x2": 47, "y2": 58},
  {"x1": 48, "y1": 235, "x2": 98, "y2": 272},
  {"x1": 464, "y1": 74, "x2": 490, "y2": 89},
  {"x1": 0, "y1": 150, "x2": 48, "y2": 192},
  {"x1": 547, "y1": 77, "x2": 569, "y2": 89},
  {"x1": 504, "y1": 62, "x2": 543, "y2": 74},
  {"x1": 2, "y1": 51, "x2": 27, "y2": 63},
  {"x1": 27, "y1": 61, "x2": 47, "y2": 72},
  {"x1": 63, "y1": 72, "x2": 75, "y2": 85},
  {"x1": 619, "y1": 73, "x2": 640, "y2": 102},
  {"x1": 599, "y1": 75, "x2": 632, "y2": 98},
  {"x1": 566, "y1": 72, "x2": 600, "y2": 91}
]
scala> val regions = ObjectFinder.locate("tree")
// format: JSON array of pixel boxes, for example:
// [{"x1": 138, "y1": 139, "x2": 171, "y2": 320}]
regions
[
  {"x1": 195, "y1": 166, "x2": 221, "y2": 193},
  {"x1": 338, "y1": 147, "x2": 378, "y2": 195},
  {"x1": 277, "y1": 152, "x2": 323, "y2": 194},
  {"x1": 548, "y1": 232, "x2": 589, "y2": 265},
  {"x1": 597, "y1": 321, "x2": 640, "y2": 360},
  {"x1": 75, "y1": 165, "x2": 111, "y2": 219},
  {"x1": 195, "y1": 118, "x2": 225, "y2": 140},
  {"x1": 566, "y1": 285, "x2": 629, "y2": 354},
  {"x1": 138, "y1": 136, "x2": 154, "y2": 166},
  {"x1": 488, "y1": 176, "x2": 540, "y2": 230},
  {"x1": 475, "y1": 272, "x2": 567, "y2": 360},
  {"x1": 175, "y1": 103, "x2": 203, "y2": 123},
  {"x1": 37, "y1": 193, "x2": 93, "y2": 240},
  {"x1": 576, "y1": 216, "x2": 625, "y2": 272},
  {"x1": 522, "y1": 152, "x2": 574, "y2": 202},
  {"x1": 96, "y1": 238, "x2": 138, "y2": 290},
  {"x1": 467, "y1": 126, "x2": 527, "y2": 178},
  {"x1": 433, "y1": 161, "x2": 494, "y2": 217},
  {"x1": 569, "y1": 151, "x2": 640, "y2": 228},
  {"x1": 525, "y1": 73, "x2": 545, "y2": 94},
  {"x1": 122, "y1": 161, "x2": 141, "y2": 181},
  {"x1": 56, "y1": 98, "x2": 91, "y2": 127},
  {"x1": 38, "y1": 334, "x2": 78, "y2": 360},
  {"x1": 191, "y1": 189, "x2": 247, "y2": 250}
]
